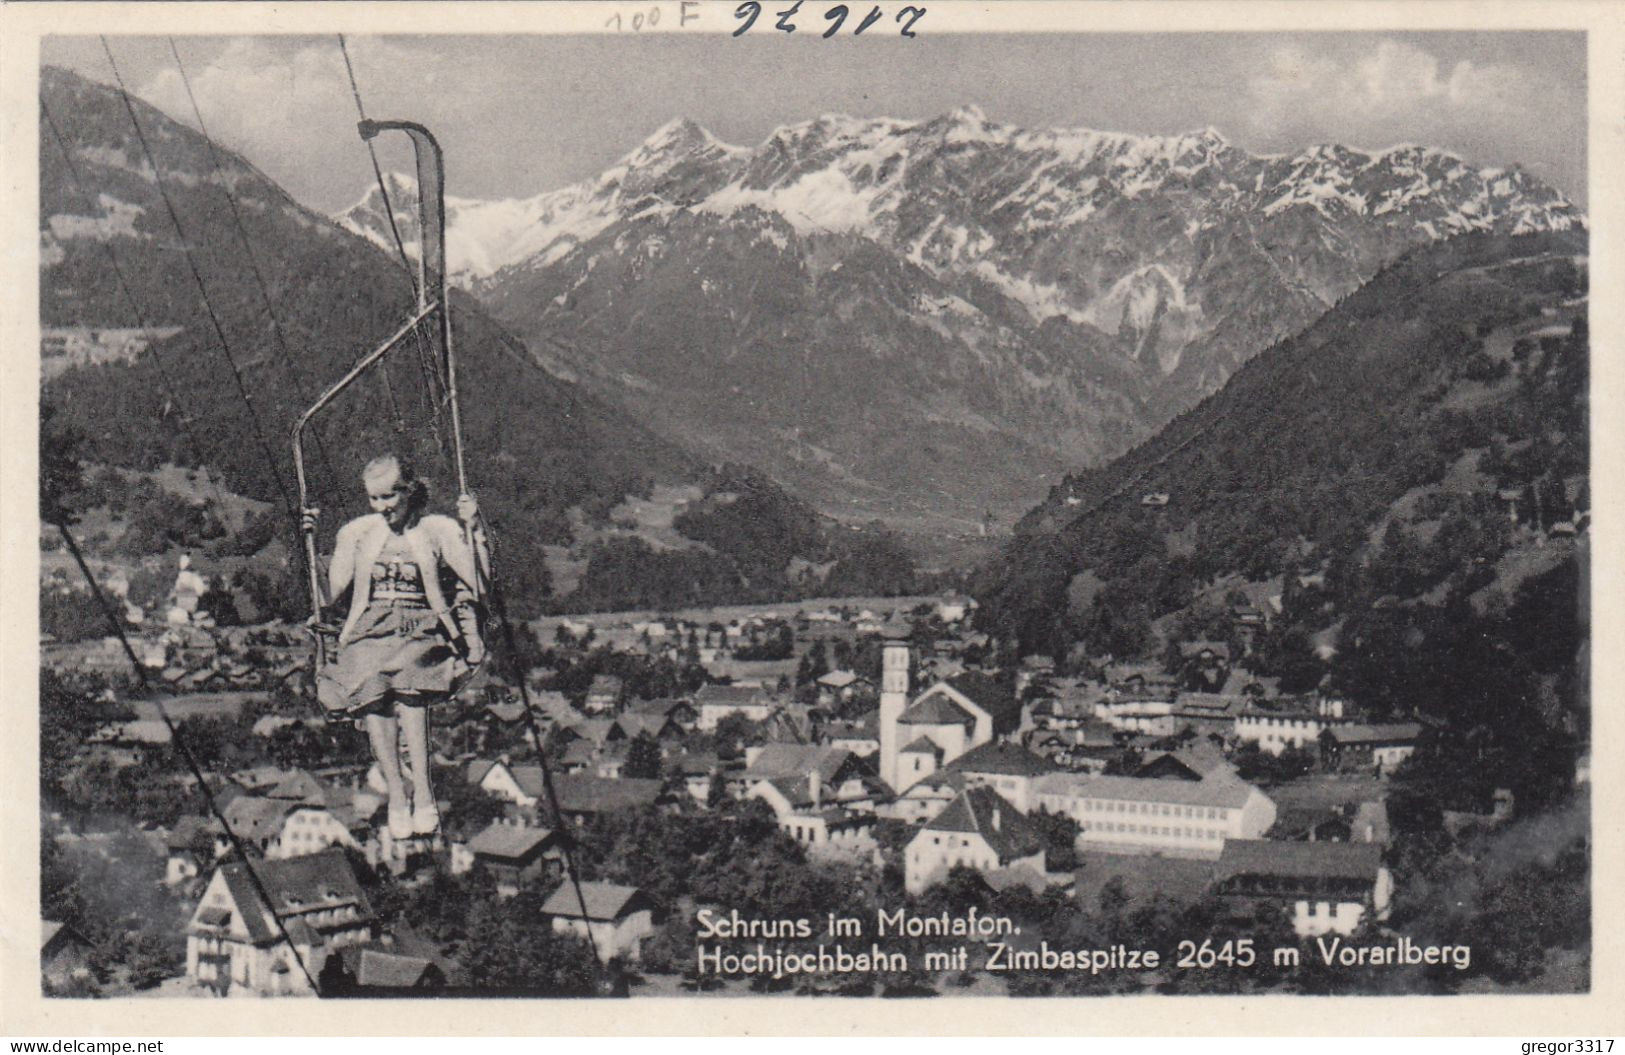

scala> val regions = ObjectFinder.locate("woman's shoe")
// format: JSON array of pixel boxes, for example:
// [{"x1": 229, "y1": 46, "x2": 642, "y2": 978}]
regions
[
  {"x1": 388, "y1": 799, "x2": 414, "y2": 840},
  {"x1": 412, "y1": 800, "x2": 441, "y2": 836}
]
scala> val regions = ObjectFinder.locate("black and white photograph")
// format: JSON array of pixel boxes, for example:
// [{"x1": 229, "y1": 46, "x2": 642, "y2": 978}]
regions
[{"x1": 10, "y1": 0, "x2": 1607, "y2": 1026}]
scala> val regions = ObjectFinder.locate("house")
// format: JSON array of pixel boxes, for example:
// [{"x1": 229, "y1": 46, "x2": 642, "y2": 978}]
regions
[
  {"x1": 593, "y1": 742, "x2": 632, "y2": 780},
  {"x1": 164, "y1": 815, "x2": 225, "y2": 884},
  {"x1": 561, "y1": 718, "x2": 621, "y2": 750},
  {"x1": 1171, "y1": 693, "x2": 1247, "y2": 737},
  {"x1": 469, "y1": 758, "x2": 666, "y2": 821},
  {"x1": 1034, "y1": 772, "x2": 1276, "y2": 859},
  {"x1": 185, "y1": 848, "x2": 375, "y2": 996},
  {"x1": 559, "y1": 740, "x2": 597, "y2": 775},
  {"x1": 1179, "y1": 640, "x2": 1232, "y2": 666},
  {"x1": 883, "y1": 771, "x2": 963, "y2": 824},
  {"x1": 541, "y1": 882, "x2": 658, "y2": 963},
  {"x1": 904, "y1": 786, "x2": 1045, "y2": 894},
  {"x1": 694, "y1": 683, "x2": 774, "y2": 730},
  {"x1": 944, "y1": 741, "x2": 1057, "y2": 814},
  {"x1": 548, "y1": 775, "x2": 666, "y2": 824},
  {"x1": 42, "y1": 920, "x2": 92, "y2": 989},
  {"x1": 1134, "y1": 741, "x2": 1237, "y2": 784},
  {"x1": 466, "y1": 822, "x2": 562, "y2": 896},
  {"x1": 265, "y1": 768, "x2": 329, "y2": 805},
  {"x1": 614, "y1": 712, "x2": 681, "y2": 744},
  {"x1": 822, "y1": 710, "x2": 880, "y2": 757},
  {"x1": 816, "y1": 669, "x2": 871, "y2": 702},
  {"x1": 623, "y1": 696, "x2": 698, "y2": 731},
  {"x1": 1140, "y1": 492, "x2": 1170, "y2": 507},
  {"x1": 221, "y1": 796, "x2": 294, "y2": 856},
  {"x1": 329, "y1": 945, "x2": 447, "y2": 993},
  {"x1": 271, "y1": 801, "x2": 364, "y2": 862},
  {"x1": 878, "y1": 641, "x2": 1021, "y2": 792},
  {"x1": 584, "y1": 675, "x2": 625, "y2": 715},
  {"x1": 935, "y1": 594, "x2": 976, "y2": 623},
  {"x1": 670, "y1": 751, "x2": 722, "y2": 804},
  {"x1": 1212, "y1": 839, "x2": 1392, "y2": 937},
  {"x1": 1097, "y1": 695, "x2": 1176, "y2": 737},
  {"x1": 743, "y1": 745, "x2": 880, "y2": 855},
  {"x1": 1235, "y1": 697, "x2": 1350, "y2": 755},
  {"x1": 1274, "y1": 800, "x2": 1392, "y2": 846},
  {"x1": 760, "y1": 704, "x2": 816, "y2": 745},
  {"x1": 1320, "y1": 723, "x2": 1422, "y2": 774}
]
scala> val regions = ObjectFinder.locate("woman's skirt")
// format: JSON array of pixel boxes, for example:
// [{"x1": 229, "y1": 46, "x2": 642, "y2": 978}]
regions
[{"x1": 317, "y1": 602, "x2": 458, "y2": 716}]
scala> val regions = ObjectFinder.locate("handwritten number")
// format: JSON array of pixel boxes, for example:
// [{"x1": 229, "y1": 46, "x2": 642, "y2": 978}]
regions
[
  {"x1": 649, "y1": 5, "x2": 661, "y2": 24},
  {"x1": 731, "y1": 3, "x2": 919, "y2": 38},
  {"x1": 606, "y1": 10, "x2": 621, "y2": 29},
  {"x1": 821, "y1": 4, "x2": 849, "y2": 36}
]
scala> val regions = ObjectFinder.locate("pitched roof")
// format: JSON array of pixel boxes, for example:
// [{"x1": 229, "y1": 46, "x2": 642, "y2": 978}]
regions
[
  {"x1": 214, "y1": 848, "x2": 370, "y2": 944},
  {"x1": 817, "y1": 670, "x2": 864, "y2": 689},
  {"x1": 743, "y1": 744, "x2": 854, "y2": 783},
  {"x1": 166, "y1": 813, "x2": 223, "y2": 850},
  {"x1": 1033, "y1": 772, "x2": 1258, "y2": 809},
  {"x1": 901, "y1": 771, "x2": 965, "y2": 797},
  {"x1": 670, "y1": 751, "x2": 719, "y2": 775},
  {"x1": 614, "y1": 714, "x2": 671, "y2": 740},
  {"x1": 823, "y1": 711, "x2": 879, "y2": 740},
  {"x1": 467, "y1": 823, "x2": 556, "y2": 861},
  {"x1": 625, "y1": 696, "x2": 693, "y2": 718},
  {"x1": 568, "y1": 718, "x2": 617, "y2": 745},
  {"x1": 944, "y1": 672, "x2": 1022, "y2": 734},
  {"x1": 899, "y1": 692, "x2": 977, "y2": 727},
  {"x1": 695, "y1": 683, "x2": 770, "y2": 706},
  {"x1": 561, "y1": 741, "x2": 596, "y2": 766},
  {"x1": 1172, "y1": 693, "x2": 1246, "y2": 717},
  {"x1": 899, "y1": 736, "x2": 944, "y2": 759},
  {"x1": 484, "y1": 701, "x2": 529, "y2": 724},
  {"x1": 548, "y1": 775, "x2": 664, "y2": 815},
  {"x1": 1330, "y1": 722, "x2": 1422, "y2": 745},
  {"x1": 1217, "y1": 839, "x2": 1384, "y2": 883},
  {"x1": 1138, "y1": 742, "x2": 1236, "y2": 781},
  {"x1": 352, "y1": 947, "x2": 441, "y2": 989},
  {"x1": 266, "y1": 769, "x2": 327, "y2": 804},
  {"x1": 922, "y1": 786, "x2": 1042, "y2": 862},
  {"x1": 947, "y1": 741, "x2": 1057, "y2": 778},
  {"x1": 222, "y1": 796, "x2": 292, "y2": 843},
  {"x1": 540, "y1": 881, "x2": 650, "y2": 921},
  {"x1": 587, "y1": 675, "x2": 624, "y2": 695}
]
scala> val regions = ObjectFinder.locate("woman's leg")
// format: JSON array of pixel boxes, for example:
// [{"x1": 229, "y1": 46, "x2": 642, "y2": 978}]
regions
[
  {"x1": 397, "y1": 700, "x2": 438, "y2": 833},
  {"x1": 366, "y1": 709, "x2": 413, "y2": 838}
]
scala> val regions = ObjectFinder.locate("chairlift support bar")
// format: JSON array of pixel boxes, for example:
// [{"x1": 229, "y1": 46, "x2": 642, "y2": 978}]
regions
[{"x1": 292, "y1": 119, "x2": 479, "y2": 666}]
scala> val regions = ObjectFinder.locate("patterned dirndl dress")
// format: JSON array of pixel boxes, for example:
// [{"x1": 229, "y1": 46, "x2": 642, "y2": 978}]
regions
[{"x1": 317, "y1": 556, "x2": 458, "y2": 716}]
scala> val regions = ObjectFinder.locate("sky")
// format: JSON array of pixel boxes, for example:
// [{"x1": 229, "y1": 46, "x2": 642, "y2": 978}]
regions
[{"x1": 42, "y1": 31, "x2": 1588, "y2": 214}]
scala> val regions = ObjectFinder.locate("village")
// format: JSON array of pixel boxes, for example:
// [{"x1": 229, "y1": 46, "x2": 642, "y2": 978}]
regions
[{"x1": 40, "y1": 549, "x2": 1501, "y2": 1000}]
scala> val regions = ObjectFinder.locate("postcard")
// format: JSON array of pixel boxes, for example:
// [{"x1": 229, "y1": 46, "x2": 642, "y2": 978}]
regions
[{"x1": 1, "y1": 0, "x2": 1618, "y2": 1037}]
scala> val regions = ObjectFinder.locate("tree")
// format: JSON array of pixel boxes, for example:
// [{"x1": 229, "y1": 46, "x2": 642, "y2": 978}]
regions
[
  {"x1": 796, "y1": 639, "x2": 830, "y2": 686},
  {"x1": 623, "y1": 732, "x2": 662, "y2": 779}
]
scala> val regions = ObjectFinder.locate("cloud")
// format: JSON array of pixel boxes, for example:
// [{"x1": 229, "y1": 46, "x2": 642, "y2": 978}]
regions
[
  {"x1": 135, "y1": 37, "x2": 429, "y2": 209},
  {"x1": 1249, "y1": 38, "x2": 1531, "y2": 127}
]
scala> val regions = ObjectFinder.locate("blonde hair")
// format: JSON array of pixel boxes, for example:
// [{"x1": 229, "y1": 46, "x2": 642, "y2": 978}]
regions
[{"x1": 363, "y1": 453, "x2": 429, "y2": 512}]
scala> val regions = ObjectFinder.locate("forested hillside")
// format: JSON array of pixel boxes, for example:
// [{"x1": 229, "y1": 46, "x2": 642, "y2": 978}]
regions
[
  {"x1": 39, "y1": 67, "x2": 922, "y2": 613},
  {"x1": 974, "y1": 229, "x2": 1587, "y2": 809}
]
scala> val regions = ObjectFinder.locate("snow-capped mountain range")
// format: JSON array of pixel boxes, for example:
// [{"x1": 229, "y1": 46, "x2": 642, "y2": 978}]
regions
[{"x1": 336, "y1": 107, "x2": 1582, "y2": 527}]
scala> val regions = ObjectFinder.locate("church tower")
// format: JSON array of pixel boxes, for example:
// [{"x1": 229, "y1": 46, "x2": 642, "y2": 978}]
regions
[{"x1": 879, "y1": 635, "x2": 910, "y2": 791}]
